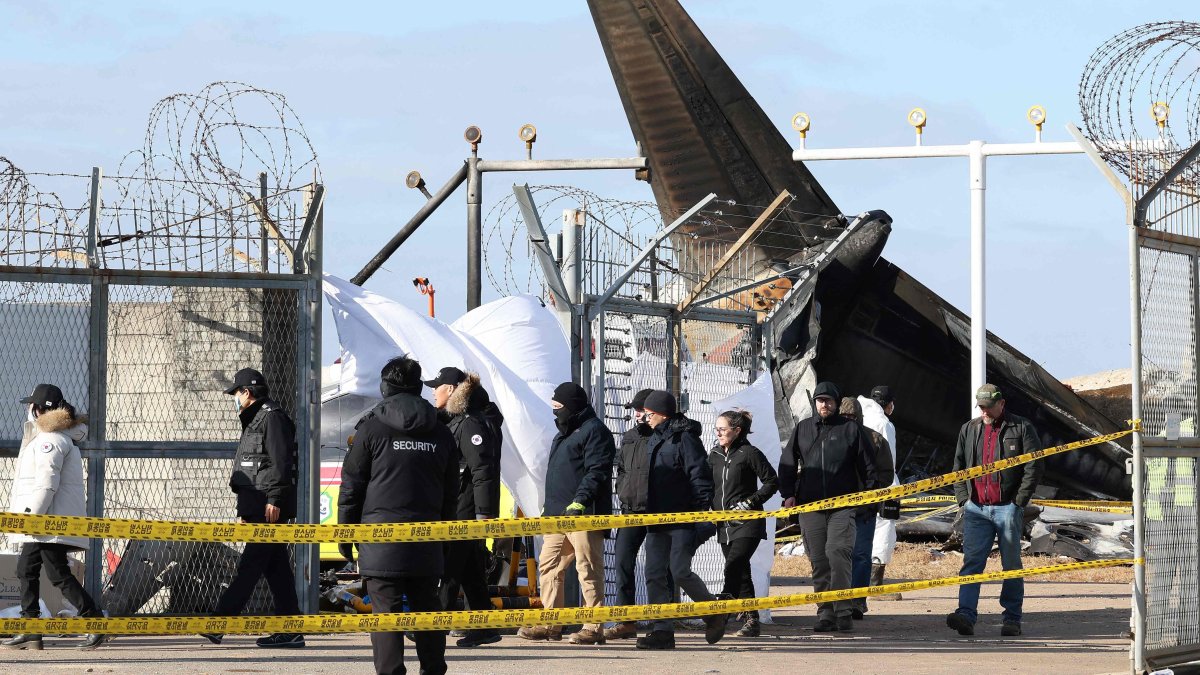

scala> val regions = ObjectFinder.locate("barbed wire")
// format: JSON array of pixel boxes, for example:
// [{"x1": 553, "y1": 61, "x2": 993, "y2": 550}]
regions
[
  {"x1": 1080, "y1": 21, "x2": 1200, "y2": 189},
  {"x1": 2, "y1": 82, "x2": 321, "y2": 276},
  {"x1": 482, "y1": 185, "x2": 827, "y2": 309}
]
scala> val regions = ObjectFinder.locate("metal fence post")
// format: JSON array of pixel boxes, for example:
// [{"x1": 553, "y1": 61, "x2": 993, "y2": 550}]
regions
[
  {"x1": 85, "y1": 167, "x2": 108, "y2": 601},
  {"x1": 292, "y1": 184, "x2": 323, "y2": 613}
]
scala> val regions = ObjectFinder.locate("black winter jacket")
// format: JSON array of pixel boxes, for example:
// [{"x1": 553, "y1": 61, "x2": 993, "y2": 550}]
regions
[
  {"x1": 953, "y1": 412, "x2": 1043, "y2": 507},
  {"x1": 616, "y1": 422, "x2": 653, "y2": 513},
  {"x1": 443, "y1": 376, "x2": 504, "y2": 519},
  {"x1": 338, "y1": 392, "x2": 459, "y2": 578},
  {"x1": 709, "y1": 437, "x2": 779, "y2": 543},
  {"x1": 229, "y1": 398, "x2": 297, "y2": 522},
  {"x1": 778, "y1": 414, "x2": 876, "y2": 507},
  {"x1": 646, "y1": 415, "x2": 713, "y2": 516},
  {"x1": 543, "y1": 407, "x2": 615, "y2": 517}
]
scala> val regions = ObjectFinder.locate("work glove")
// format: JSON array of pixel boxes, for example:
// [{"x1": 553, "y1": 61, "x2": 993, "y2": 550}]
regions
[
  {"x1": 731, "y1": 499, "x2": 753, "y2": 511},
  {"x1": 563, "y1": 502, "x2": 587, "y2": 517},
  {"x1": 338, "y1": 543, "x2": 355, "y2": 562}
]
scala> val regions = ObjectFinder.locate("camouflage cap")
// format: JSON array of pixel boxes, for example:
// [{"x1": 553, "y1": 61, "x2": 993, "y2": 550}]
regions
[{"x1": 975, "y1": 383, "x2": 1003, "y2": 405}]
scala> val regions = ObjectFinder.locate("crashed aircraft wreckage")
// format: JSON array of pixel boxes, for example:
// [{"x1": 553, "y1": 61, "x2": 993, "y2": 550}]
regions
[{"x1": 587, "y1": 0, "x2": 1130, "y2": 500}]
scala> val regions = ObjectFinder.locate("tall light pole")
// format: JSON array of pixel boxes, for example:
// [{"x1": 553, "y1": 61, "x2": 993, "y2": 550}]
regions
[{"x1": 792, "y1": 108, "x2": 1083, "y2": 414}]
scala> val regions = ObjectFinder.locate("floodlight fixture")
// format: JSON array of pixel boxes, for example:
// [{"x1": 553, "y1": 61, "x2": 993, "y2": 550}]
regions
[
  {"x1": 519, "y1": 123, "x2": 537, "y2": 158},
  {"x1": 1151, "y1": 101, "x2": 1170, "y2": 129},
  {"x1": 1027, "y1": 105, "x2": 1046, "y2": 128},
  {"x1": 464, "y1": 125, "x2": 483, "y2": 153},
  {"x1": 405, "y1": 170, "x2": 432, "y2": 199},
  {"x1": 791, "y1": 112, "x2": 811, "y2": 138},
  {"x1": 907, "y1": 107, "x2": 927, "y2": 145}
]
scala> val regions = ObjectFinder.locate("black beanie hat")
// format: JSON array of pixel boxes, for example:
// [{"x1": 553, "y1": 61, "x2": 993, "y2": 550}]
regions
[
  {"x1": 643, "y1": 390, "x2": 678, "y2": 417},
  {"x1": 380, "y1": 356, "x2": 424, "y2": 397},
  {"x1": 552, "y1": 382, "x2": 589, "y2": 414}
]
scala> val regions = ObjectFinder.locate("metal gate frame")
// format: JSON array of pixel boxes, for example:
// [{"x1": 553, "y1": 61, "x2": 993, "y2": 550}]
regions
[
  {"x1": 1074, "y1": 130, "x2": 1200, "y2": 672},
  {"x1": 0, "y1": 170, "x2": 324, "y2": 614}
]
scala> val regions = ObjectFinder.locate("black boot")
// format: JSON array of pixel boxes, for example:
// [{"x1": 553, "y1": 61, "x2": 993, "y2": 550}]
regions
[
  {"x1": 1, "y1": 634, "x2": 43, "y2": 650},
  {"x1": 871, "y1": 562, "x2": 902, "y2": 600},
  {"x1": 735, "y1": 611, "x2": 760, "y2": 637},
  {"x1": 75, "y1": 634, "x2": 107, "y2": 650}
]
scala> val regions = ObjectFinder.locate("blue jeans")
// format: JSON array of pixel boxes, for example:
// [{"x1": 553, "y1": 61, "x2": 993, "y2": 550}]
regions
[
  {"x1": 851, "y1": 509, "x2": 877, "y2": 612},
  {"x1": 956, "y1": 501, "x2": 1023, "y2": 624}
]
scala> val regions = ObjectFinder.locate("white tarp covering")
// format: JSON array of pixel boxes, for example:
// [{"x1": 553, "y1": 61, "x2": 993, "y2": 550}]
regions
[{"x1": 322, "y1": 274, "x2": 569, "y2": 516}]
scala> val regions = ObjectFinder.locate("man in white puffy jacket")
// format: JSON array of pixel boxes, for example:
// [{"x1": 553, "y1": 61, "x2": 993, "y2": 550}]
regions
[{"x1": 2, "y1": 383, "x2": 106, "y2": 651}]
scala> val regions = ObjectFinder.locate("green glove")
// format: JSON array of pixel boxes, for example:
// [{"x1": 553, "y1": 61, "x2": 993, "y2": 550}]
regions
[{"x1": 563, "y1": 502, "x2": 587, "y2": 516}]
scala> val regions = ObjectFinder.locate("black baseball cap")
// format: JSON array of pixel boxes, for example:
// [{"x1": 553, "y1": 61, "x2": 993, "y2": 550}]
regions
[
  {"x1": 20, "y1": 383, "x2": 64, "y2": 408},
  {"x1": 870, "y1": 385, "x2": 894, "y2": 405},
  {"x1": 624, "y1": 388, "x2": 654, "y2": 410},
  {"x1": 224, "y1": 368, "x2": 267, "y2": 395},
  {"x1": 812, "y1": 381, "x2": 841, "y2": 402},
  {"x1": 423, "y1": 366, "x2": 468, "y2": 388}
]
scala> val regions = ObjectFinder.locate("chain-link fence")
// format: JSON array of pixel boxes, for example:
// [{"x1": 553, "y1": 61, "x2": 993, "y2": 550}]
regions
[
  {"x1": 1130, "y1": 148, "x2": 1200, "y2": 667},
  {"x1": 0, "y1": 168, "x2": 323, "y2": 615}
]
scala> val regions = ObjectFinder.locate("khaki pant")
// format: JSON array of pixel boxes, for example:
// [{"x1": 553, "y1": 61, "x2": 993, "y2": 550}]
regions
[{"x1": 537, "y1": 529, "x2": 605, "y2": 631}]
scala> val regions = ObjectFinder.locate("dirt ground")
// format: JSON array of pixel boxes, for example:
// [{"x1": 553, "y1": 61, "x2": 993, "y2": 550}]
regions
[
  {"x1": 775, "y1": 542, "x2": 1136, "y2": 583},
  {"x1": 10, "y1": 549, "x2": 1135, "y2": 675}
]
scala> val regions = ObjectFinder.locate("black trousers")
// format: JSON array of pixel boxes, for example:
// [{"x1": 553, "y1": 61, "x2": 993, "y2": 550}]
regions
[
  {"x1": 18, "y1": 542, "x2": 100, "y2": 619},
  {"x1": 644, "y1": 526, "x2": 713, "y2": 633},
  {"x1": 720, "y1": 537, "x2": 760, "y2": 599},
  {"x1": 614, "y1": 524, "x2": 675, "y2": 608},
  {"x1": 365, "y1": 576, "x2": 446, "y2": 675},
  {"x1": 440, "y1": 539, "x2": 491, "y2": 612},
  {"x1": 212, "y1": 542, "x2": 300, "y2": 617}
]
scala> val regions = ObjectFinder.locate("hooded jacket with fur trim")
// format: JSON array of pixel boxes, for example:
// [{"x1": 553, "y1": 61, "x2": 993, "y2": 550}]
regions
[
  {"x1": 8, "y1": 408, "x2": 89, "y2": 549},
  {"x1": 442, "y1": 373, "x2": 504, "y2": 519}
]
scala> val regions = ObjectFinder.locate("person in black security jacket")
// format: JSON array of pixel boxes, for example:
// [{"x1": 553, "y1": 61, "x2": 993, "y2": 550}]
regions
[
  {"x1": 517, "y1": 383, "x2": 614, "y2": 646},
  {"x1": 636, "y1": 390, "x2": 729, "y2": 650},
  {"x1": 777, "y1": 381, "x2": 876, "y2": 633},
  {"x1": 605, "y1": 388, "x2": 657, "y2": 642},
  {"x1": 203, "y1": 368, "x2": 303, "y2": 649},
  {"x1": 709, "y1": 409, "x2": 778, "y2": 638},
  {"x1": 339, "y1": 356, "x2": 459, "y2": 675},
  {"x1": 424, "y1": 366, "x2": 504, "y2": 649}
]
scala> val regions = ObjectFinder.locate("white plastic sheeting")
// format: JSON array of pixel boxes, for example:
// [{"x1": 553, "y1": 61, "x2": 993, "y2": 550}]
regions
[
  {"x1": 859, "y1": 396, "x2": 899, "y2": 564},
  {"x1": 322, "y1": 274, "x2": 569, "y2": 516}
]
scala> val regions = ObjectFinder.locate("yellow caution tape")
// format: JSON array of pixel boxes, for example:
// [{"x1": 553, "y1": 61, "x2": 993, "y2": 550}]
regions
[
  {"x1": 0, "y1": 558, "x2": 1137, "y2": 636},
  {"x1": 904, "y1": 496, "x2": 954, "y2": 503},
  {"x1": 774, "y1": 533, "x2": 801, "y2": 544},
  {"x1": 1033, "y1": 500, "x2": 1133, "y2": 513},
  {"x1": 0, "y1": 421, "x2": 1140, "y2": 544},
  {"x1": 905, "y1": 504, "x2": 958, "y2": 523}
]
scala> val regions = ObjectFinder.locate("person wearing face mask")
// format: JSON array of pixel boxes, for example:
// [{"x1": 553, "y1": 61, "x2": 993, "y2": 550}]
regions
[
  {"x1": 516, "y1": 382, "x2": 614, "y2": 646},
  {"x1": 605, "y1": 388, "x2": 657, "y2": 641},
  {"x1": 708, "y1": 409, "x2": 778, "y2": 638},
  {"x1": 777, "y1": 381, "x2": 875, "y2": 633},
  {"x1": 201, "y1": 368, "x2": 303, "y2": 649},
  {"x1": 946, "y1": 384, "x2": 1042, "y2": 638},
  {"x1": 2, "y1": 384, "x2": 106, "y2": 652},
  {"x1": 339, "y1": 356, "x2": 459, "y2": 675}
]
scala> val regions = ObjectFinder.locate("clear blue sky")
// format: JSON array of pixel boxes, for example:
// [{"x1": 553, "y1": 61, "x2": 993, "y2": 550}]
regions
[{"x1": 2, "y1": 0, "x2": 1193, "y2": 380}]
